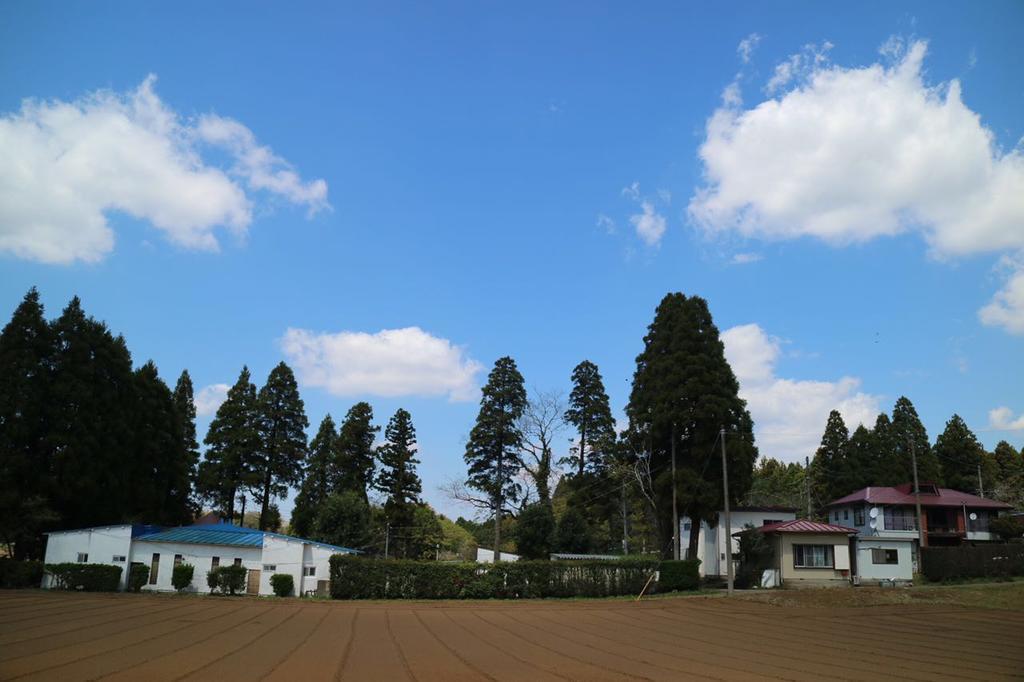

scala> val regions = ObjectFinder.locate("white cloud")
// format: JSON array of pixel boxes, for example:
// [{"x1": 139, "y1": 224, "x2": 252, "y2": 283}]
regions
[
  {"x1": 722, "y1": 323, "x2": 882, "y2": 462},
  {"x1": 195, "y1": 383, "x2": 230, "y2": 417},
  {"x1": 657, "y1": 188, "x2": 672, "y2": 205},
  {"x1": 979, "y1": 262, "x2": 1024, "y2": 334},
  {"x1": 596, "y1": 213, "x2": 616, "y2": 234},
  {"x1": 280, "y1": 326, "x2": 483, "y2": 402},
  {"x1": 737, "y1": 33, "x2": 761, "y2": 64},
  {"x1": 629, "y1": 201, "x2": 667, "y2": 246},
  {"x1": 989, "y1": 406, "x2": 1024, "y2": 431},
  {"x1": 0, "y1": 75, "x2": 328, "y2": 264},
  {"x1": 730, "y1": 252, "x2": 763, "y2": 265},
  {"x1": 690, "y1": 40, "x2": 1024, "y2": 258},
  {"x1": 621, "y1": 181, "x2": 641, "y2": 201}
]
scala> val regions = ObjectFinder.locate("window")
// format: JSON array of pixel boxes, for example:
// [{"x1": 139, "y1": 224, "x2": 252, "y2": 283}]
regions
[
  {"x1": 793, "y1": 544, "x2": 833, "y2": 568},
  {"x1": 763, "y1": 519, "x2": 783, "y2": 526},
  {"x1": 843, "y1": 509, "x2": 849, "y2": 520},
  {"x1": 883, "y1": 507, "x2": 917, "y2": 531},
  {"x1": 149, "y1": 553, "x2": 160, "y2": 584},
  {"x1": 683, "y1": 521, "x2": 691, "y2": 531},
  {"x1": 233, "y1": 558, "x2": 242, "y2": 567},
  {"x1": 263, "y1": 564, "x2": 277, "y2": 572},
  {"x1": 211, "y1": 556, "x2": 220, "y2": 568},
  {"x1": 173, "y1": 554, "x2": 183, "y2": 568},
  {"x1": 968, "y1": 511, "x2": 990, "y2": 533},
  {"x1": 112, "y1": 555, "x2": 126, "y2": 563},
  {"x1": 77, "y1": 553, "x2": 88, "y2": 563},
  {"x1": 854, "y1": 507, "x2": 865, "y2": 526},
  {"x1": 303, "y1": 566, "x2": 316, "y2": 577},
  {"x1": 871, "y1": 548, "x2": 898, "y2": 565}
]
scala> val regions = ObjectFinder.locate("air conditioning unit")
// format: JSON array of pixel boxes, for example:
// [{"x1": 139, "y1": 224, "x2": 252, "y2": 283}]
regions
[{"x1": 852, "y1": 575, "x2": 860, "y2": 586}]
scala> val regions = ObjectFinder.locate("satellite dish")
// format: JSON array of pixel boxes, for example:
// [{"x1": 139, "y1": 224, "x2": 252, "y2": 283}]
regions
[
  {"x1": 969, "y1": 512, "x2": 978, "y2": 521},
  {"x1": 869, "y1": 507, "x2": 880, "y2": 519},
  {"x1": 869, "y1": 519, "x2": 877, "y2": 530}
]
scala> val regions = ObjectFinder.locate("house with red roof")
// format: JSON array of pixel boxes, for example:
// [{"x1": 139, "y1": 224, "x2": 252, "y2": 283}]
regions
[{"x1": 734, "y1": 520, "x2": 857, "y2": 588}]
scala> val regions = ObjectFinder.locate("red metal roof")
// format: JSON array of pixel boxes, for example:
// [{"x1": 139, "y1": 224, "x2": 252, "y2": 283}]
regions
[
  {"x1": 734, "y1": 519, "x2": 858, "y2": 536},
  {"x1": 826, "y1": 484, "x2": 1012, "y2": 510}
]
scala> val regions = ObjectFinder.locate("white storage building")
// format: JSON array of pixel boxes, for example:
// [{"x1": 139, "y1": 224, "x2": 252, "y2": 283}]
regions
[{"x1": 42, "y1": 521, "x2": 357, "y2": 596}]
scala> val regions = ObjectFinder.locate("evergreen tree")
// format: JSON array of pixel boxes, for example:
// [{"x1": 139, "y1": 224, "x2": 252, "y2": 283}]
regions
[
  {"x1": 464, "y1": 356, "x2": 527, "y2": 560},
  {"x1": 314, "y1": 490, "x2": 370, "y2": 549},
  {"x1": 992, "y1": 441, "x2": 1023, "y2": 482},
  {"x1": 0, "y1": 288, "x2": 57, "y2": 558},
  {"x1": 199, "y1": 366, "x2": 259, "y2": 522},
  {"x1": 869, "y1": 413, "x2": 895, "y2": 485},
  {"x1": 625, "y1": 293, "x2": 757, "y2": 558},
  {"x1": 845, "y1": 424, "x2": 876, "y2": 491},
  {"x1": 251, "y1": 362, "x2": 308, "y2": 530},
  {"x1": 291, "y1": 414, "x2": 338, "y2": 538},
  {"x1": 745, "y1": 458, "x2": 806, "y2": 512},
  {"x1": 335, "y1": 402, "x2": 378, "y2": 501},
  {"x1": 809, "y1": 410, "x2": 850, "y2": 506},
  {"x1": 934, "y1": 414, "x2": 985, "y2": 493},
  {"x1": 172, "y1": 370, "x2": 200, "y2": 501},
  {"x1": 564, "y1": 360, "x2": 616, "y2": 477},
  {"x1": 516, "y1": 502, "x2": 555, "y2": 559},
  {"x1": 375, "y1": 409, "x2": 422, "y2": 556},
  {"x1": 555, "y1": 507, "x2": 592, "y2": 553},
  {"x1": 888, "y1": 397, "x2": 940, "y2": 485}
]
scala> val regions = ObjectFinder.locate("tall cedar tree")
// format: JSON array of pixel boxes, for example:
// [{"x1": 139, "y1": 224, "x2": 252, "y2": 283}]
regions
[
  {"x1": 251, "y1": 362, "x2": 308, "y2": 529},
  {"x1": 0, "y1": 289, "x2": 57, "y2": 558},
  {"x1": 335, "y1": 402, "x2": 378, "y2": 502},
  {"x1": 291, "y1": 414, "x2": 338, "y2": 538},
  {"x1": 933, "y1": 414, "x2": 986, "y2": 494},
  {"x1": 626, "y1": 293, "x2": 757, "y2": 559},
  {"x1": 888, "y1": 397, "x2": 940, "y2": 485},
  {"x1": 464, "y1": 356, "x2": 527, "y2": 560},
  {"x1": 172, "y1": 370, "x2": 200, "y2": 508},
  {"x1": 744, "y1": 458, "x2": 806, "y2": 512},
  {"x1": 809, "y1": 410, "x2": 850, "y2": 508},
  {"x1": 375, "y1": 409, "x2": 423, "y2": 557},
  {"x1": 200, "y1": 366, "x2": 259, "y2": 521},
  {"x1": 993, "y1": 441, "x2": 1023, "y2": 481},
  {"x1": 564, "y1": 360, "x2": 616, "y2": 477},
  {"x1": 845, "y1": 424, "x2": 876, "y2": 492}
]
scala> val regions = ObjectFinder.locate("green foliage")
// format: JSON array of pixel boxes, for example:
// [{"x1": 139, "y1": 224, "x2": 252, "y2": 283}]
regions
[
  {"x1": 270, "y1": 573, "x2": 294, "y2": 597},
  {"x1": 329, "y1": 554, "x2": 660, "y2": 599},
  {"x1": 516, "y1": 503, "x2": 555, "y2": 559},
  {"x1": 251, "y1": 362, "x2": 308, "y2": 530},
  {"x1": 199, "y1": 366, "x2": 259, "y2": 521},
  {"x1": 314, "y1": 490, "x2": 371, "y2": 549},
  {"x1": 207, "y1": 565, "x2": 247, "y2": 595},
  {"x1": 555, "y1": 507, "x2": 593, "y2": 553},
  {"x1": 0, "y1": 559, "x2": 44, "y2": 588},
  {"x1": 934, "y1": 414, "x2": 985, "y2": 493},
  {"x1": 172, "y1": 370, "x2": 200, "y2": 513},
  {"x1": 990, "y1": 515, "x2": 1024, "y2": 541},
  {"x1": 745, "y1": 458, "x2": 806, "y2": 511},
  {"x1": 735, "y1": 526, "x2": 774, "y2": 589},
  {"x1": 888, "y1": 397, "x2": 940, "y2": 485},
  {"x1": 403, "y1": 504, "x2": 445, "y2": 559},
  {"x1": 335, "y1": 402, "x2": 379, "y2": 501},
  {"x1": 810, "y1": 410, "x2": 851, "y2": 511},
  {"x1": 129, "y1": 562, "x2": 149, "y2": 592},
  {"x1": 657, "y1": 559, "x2": 701, "y2": 592},
  {"x1": 171, "y1": 563, "x2": 194, "y2": 591},
  {"x1": 45, "y1": 563, "x2": 122, "y2": 592},
  {"x1": 291, "y1": 415, "x2": 339, "y2": 539},
  {"x1": 438, "y1": 515, "x2": 477, "y2": 560},
  {"x1": 564, "y1": 360, "x2": 616, "y2": 477},
  {"x1": 375, "y1": 409, "x2": 423, "y2": 556}
]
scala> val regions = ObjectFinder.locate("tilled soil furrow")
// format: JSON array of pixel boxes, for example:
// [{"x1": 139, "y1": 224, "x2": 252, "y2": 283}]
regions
[
  {"x1": 0, "y1": 600, "x2": 199, "y2": 648},
  {"x1": 336, "y1": 608, "x2": 412, "y2": 681},
  {"x1": 411, "y1": 610, "x2": 497, "y2": 682},
  {"x1": 388, "y1": 609, "x2": 481, "y2": 682},
  {"x1": 260, "y1": 605, "x2": 355, "y2": 682}
]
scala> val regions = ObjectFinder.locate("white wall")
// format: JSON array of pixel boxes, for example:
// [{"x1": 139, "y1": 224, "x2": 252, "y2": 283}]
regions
[
  {"x1": 476, "y1": 547, "x2": 520, "y2": 563},
  {"x1": 130, "y1": 541, "x2": 261, "y2": 593},
  {"x1": 680, "y1": 510, "x2": 797, "y2": 577},
  {"x1": 42, "y1": 525, "x2": 133, "y2": 589},
  {"x1": 855, "y1": 539, "x2": 914, "y2": 583}
]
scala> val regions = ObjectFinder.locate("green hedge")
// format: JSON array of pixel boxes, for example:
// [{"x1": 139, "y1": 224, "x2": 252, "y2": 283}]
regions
[
  {"x1": 172, "y1": 563, "x2": 195, "y2": 592},
  {"x1": 270, "y1": 573, "x2": 294, "y2": 597},
  {"x1": 658, "y1": 559, "x2": 701, "y2": 592},
  {"x1": 921, "y1": 545, "x2": 1024, "y2": 582},
  {"x1": 45, "y1": 563, "x2": 123, "y2": 592},
  {"x1": 207, "y1": 565, "x2": 247, "y2": 594},
  {"x1": 128, "y1": 562, "x2": 149, "y2": 592},
  {"x1": 0, "y1": 559, "x2": 45, "y2": 588},
  {"x1": 329, "y1": 555, "x2": 660, "y2": 599}
]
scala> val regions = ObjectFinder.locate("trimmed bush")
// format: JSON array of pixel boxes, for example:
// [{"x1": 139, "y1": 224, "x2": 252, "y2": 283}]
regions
[
  {"x1": 128, "y1": 562, "x2": 149, "y2": 592},
  {"x1": 172, "y1": 563, "x2": 194, "y2": 592},
  {"x1": 207, "y1": 565, "x2": 247, "y2": 594},
  {"x1": 0, "y1": 559, "x2": 44, "y2": 589},
  {"x1": 921, "y1": 545, "x2": 1024, "y2": 582},
  {"x1": 45, "y1": 563, "x2": 122, "y2": 592},
  {"x1": 270, "y1": 573, "x2": 294, "y2": 597},
  {"x1": 658, "y1": 559, "x2": 701, "y2": 592},
  {"x1": 329, "y1": 555, "x2": 659, "y2": 600}
]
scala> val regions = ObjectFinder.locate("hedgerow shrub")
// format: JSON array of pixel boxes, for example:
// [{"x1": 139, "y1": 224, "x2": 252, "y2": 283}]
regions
[
  {"x1": 270, "y1": 573, "x2": 294, "y2": 597},
  {"x1": 921, "y1": 545, "x2": 1024, "y2": 582},
  {"x1": 329, "y1": 555, "x2": 659, "y2": 600},
  {"x1": 657, "y1": 560, "x2": 701, "y2": 592},
  {"x1": 207, "y1": 565, "x2": 247, "y2": 594},
  {"x1": 172, "y1": 563, "x2": 194, "y2": 592},
  {"x1": 45, "y1": 563, "x2": 122, "y2": 592},
  {"x1": 0, "y1": 559, "x2": 44, "y2": 589},
  {"x1": 128, "y1": 562, "x2": 149, "y2": 592}
]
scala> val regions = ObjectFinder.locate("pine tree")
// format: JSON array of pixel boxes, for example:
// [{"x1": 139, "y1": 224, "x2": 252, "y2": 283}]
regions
[
  {"x1": 564, "y1": 360, "x2": 616, "y2": 477},
  {"x1": 625, "y1": 293, "x2": 757, "y2": 558},
  {"x1": 889, "y1": 397, "x2": 940, "y2": 485},
  {"x1": 291, "y1": 414, "x2": 338, "y2": 538},
  {"x1": 251, "y1": 362, "x2": 308, "y2": 530},
  {"x1": 172, "y1": 370, "x2": 200, "y2": 508},
  {"x1": 810, "y1": 410, "x2": 850, "y2": 505},
  {"x1": 199, "y1": 366, "x2": 259, "y2": 522},
  {"x1": 0, "y1": 288, "x2": 57, "y2": 558},
  {"x1": 335, "y1": 402, "x2": 378, "y2": 501},
  {"x1": 845, "y1": 424, "x2": 875, "y2": 491},
  {"x1": 464, "y1": 356, "x2": 527, "y2": 560},
  {"x1": 933, "y1": 414, "x2": 985, "y2": 493},
  {"x1": 375, "y1": 409, "x2": 422, "y2": 556}
]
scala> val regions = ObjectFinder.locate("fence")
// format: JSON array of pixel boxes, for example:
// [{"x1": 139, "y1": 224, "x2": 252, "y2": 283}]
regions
[{"x1": 920, "y1": 544, "x2": 1024, "y2": 582}]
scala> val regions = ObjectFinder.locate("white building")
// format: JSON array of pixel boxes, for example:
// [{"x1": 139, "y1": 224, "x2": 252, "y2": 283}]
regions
[
  {"x1": 679, "y1": 506, "x2": 797, "y2": 577},
  {"x1": 42, "y1": 521, "x2": 357, "y2": 596},
  {"x1": 475, "y1": 547, "x2": 520, "y2": 563}
]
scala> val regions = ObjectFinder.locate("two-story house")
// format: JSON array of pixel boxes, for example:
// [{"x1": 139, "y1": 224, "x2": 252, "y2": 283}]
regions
[{"x1": 680, "y1": 506, "x2": 798, "y2": 577}]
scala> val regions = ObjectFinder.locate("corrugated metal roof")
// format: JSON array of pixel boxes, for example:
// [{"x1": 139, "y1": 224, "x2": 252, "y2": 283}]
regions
[
  {"x1": 734, "y1": 519, "x2": 857, "y2": 535},
  {"x1": 826, "y1": 484, "x2": 1012, "y2": 509},
  {"x1": 134, "y1": 522, "x2": 359, "y2": 553}
]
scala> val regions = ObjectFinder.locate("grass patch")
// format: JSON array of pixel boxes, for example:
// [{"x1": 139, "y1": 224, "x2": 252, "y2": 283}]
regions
[{"x1": 734, "y1": 579, "x2": 1024, "y2": 611}]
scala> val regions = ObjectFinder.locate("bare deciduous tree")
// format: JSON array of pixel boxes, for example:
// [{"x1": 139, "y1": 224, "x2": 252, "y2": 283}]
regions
[{"x1": 518, "y1": 389, "x2": 566, "y2": 507}]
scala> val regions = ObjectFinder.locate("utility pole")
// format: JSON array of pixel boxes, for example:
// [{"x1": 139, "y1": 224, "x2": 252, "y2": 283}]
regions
[
  {"x1": 671, "y1": 422, "x2": 679, "y2": 561},
  {"x1": 977, "y1": 464, "x2": 984, "y2": 498},
  {"x1": 910, "y1": 440, "x2": 926, "y2": 559},
  {"x1": 721, "y1": 427, "x2": 733, "y2": 596},
  {"x1": 621, "y1": 477, "x2": 630, "y2": 555},
  {"x1": 384, "y1": 521, "x2": 390, "y2": 559},
  {"x1": 805, "y1": 456, "x2": 812, "y2": 518}
]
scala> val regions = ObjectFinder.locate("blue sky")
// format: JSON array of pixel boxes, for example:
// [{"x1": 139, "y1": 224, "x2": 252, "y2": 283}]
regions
[{"x1": 2, "y1": 1, "x2": 1022, "y2": 521}]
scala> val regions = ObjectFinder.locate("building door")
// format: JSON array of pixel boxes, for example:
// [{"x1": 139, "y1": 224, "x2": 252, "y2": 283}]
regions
[{"x1": 246, "y1": 569, "x2": 261, "y2": 595}]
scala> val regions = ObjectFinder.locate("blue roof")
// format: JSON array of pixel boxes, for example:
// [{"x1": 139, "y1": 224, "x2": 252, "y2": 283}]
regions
[{"x1": 134, "y1": 522, "x2": 358, "y2": 553}]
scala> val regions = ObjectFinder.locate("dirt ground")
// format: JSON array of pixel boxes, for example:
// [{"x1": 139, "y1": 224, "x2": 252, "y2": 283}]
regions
[{"x1": 1, "y1": 590, "x2": 1022, "y2": 681}]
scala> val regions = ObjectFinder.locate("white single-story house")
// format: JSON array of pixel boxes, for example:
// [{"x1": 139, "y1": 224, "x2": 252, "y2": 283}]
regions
[
  {"x1": 680, "y1": 506, "x2": 798, "y2": 577},
  {"x1": 42, "y1": 521, "x2": 357, "y2": 596},
  {"x1": 734, "y1": 520, "x2": 856, "y2": 588},
  {"x1": 852, "y1": 536, "x2": 915, "y2": 586}
]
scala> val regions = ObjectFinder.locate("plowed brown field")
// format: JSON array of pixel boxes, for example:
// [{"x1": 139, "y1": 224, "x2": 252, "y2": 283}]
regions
[{"x1": 2, "y1": 591, "x2": 1021, "y2": 681}]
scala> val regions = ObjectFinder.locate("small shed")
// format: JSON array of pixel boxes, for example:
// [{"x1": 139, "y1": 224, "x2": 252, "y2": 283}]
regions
[{"x1": 735, "y1": 520, "x2": 856, "y2": 588}]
